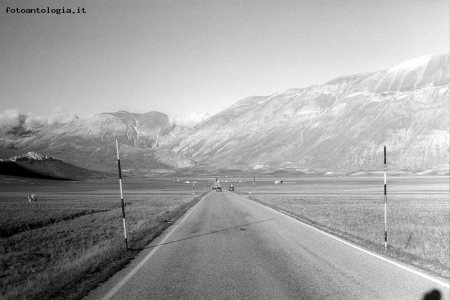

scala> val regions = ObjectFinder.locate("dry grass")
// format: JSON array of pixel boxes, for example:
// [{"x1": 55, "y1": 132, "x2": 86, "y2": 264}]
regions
[
  {"x1": 1, "y1": 175, "x2": 447, "y2": 298},
  {"x1": 252, "y1": 193, "x2": 450, "y2": 278},
  {"x1": 0, "y1": 187, "x2": 205, "y2": 300},
  {"x1": 230, "y1": 175, "x2": 449, "y2": 278}
]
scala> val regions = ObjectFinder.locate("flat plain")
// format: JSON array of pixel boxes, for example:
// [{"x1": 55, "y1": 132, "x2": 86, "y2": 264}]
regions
[
  {"x1": 0, "y1": 175, "x2": 448, "y2": 300},
  {"x1": 0, "y1": 176, "x2": 207, "y2": 300},
  {"x1": 230, "y1": 175, "x2": 450, "y2": 279}
]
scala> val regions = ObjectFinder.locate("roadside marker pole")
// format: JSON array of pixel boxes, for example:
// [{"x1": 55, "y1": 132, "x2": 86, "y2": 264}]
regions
[
  {"x1": 253, "y1": 177, "x2": 255, "y2": 199},
  {"x1": 193, "y1": 179, "x2": 195, "y2": 199},
  {"x1": 384, "y1": 145, "x2": 388, "y2": 249},
  {"x1": 116, "y1": 139, "x2": 128, "y2": 250}
]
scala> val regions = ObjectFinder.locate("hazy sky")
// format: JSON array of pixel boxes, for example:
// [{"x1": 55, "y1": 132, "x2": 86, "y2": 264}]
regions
[{"x1": 1, "y1": 0, "x2": 448, "y2": 121}]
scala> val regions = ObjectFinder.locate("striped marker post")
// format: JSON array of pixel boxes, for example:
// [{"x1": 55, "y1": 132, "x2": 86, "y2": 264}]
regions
[
  {"x1": 384, "y1": 145, "x2": 388, "y2": 249},
  {"x1": 192, "y1": 179, "x2": 195, "y2": 199},
  {"x1": 253, "y1": 177, "x2": 255, "y2": 199},
  {"x1": 116, "y1": 139, "x2": 128, "y2": 250}
]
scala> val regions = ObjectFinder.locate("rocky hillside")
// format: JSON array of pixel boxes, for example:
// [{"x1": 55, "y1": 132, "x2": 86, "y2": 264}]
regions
[{"x1": 168, "y1": 53, "x2": 449, "y2": 173}]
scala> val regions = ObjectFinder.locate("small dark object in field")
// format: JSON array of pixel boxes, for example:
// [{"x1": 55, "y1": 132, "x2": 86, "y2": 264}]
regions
[
  {"x1": 28, "y1": 194, "x2": 37, "y2": 202},
  {"x1": 405, "y1": 232, "x2": 413, "y2": 249}
]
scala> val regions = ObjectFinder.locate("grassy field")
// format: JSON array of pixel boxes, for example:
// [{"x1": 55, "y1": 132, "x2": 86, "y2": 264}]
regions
[
  {"x1": 0, "y1": 177, "x2": 210, "y2": 300},
  {"x1": 0, "y1": 175, "x2": 447, "y2": 299},
  {"x1": 232, "y1": 175, "x2": 449, "y2": 279}
]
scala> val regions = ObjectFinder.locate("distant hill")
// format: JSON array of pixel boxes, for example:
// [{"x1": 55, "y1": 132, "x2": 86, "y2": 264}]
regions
[
  {"x1": 0, "y1": 112, "x2": 195, "y2": 176},
  {"x1": 0, "y1": 152, "x2": 114, "y2": 180},
  {"x1": 0, "y1": 54, "x2": 448, "y2": 175}
]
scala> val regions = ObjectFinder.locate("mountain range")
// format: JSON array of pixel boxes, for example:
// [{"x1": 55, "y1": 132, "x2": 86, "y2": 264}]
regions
[{"x1": 1, "y1": 53, "x2": 448, "y2": 176}]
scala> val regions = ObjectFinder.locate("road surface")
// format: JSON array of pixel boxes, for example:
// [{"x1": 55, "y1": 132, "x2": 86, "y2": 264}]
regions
[{"x1": 87, "y1": 191, "x2": 449, "y2": 300}]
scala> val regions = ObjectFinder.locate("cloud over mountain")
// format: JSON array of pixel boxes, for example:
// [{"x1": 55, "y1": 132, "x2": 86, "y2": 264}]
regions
[
  {"x1": 0, "y1": 110, "x2": 25, "y2": 135},
  {"x1": 168, "y1": 112, "x2": 211, "y2": 128},
  {"x1": 0, "y1": 107, "x2": 79, "y2": 137}
]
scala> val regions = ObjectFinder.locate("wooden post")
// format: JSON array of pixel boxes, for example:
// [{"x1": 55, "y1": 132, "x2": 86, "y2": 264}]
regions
[{"x1": 116, "y1": 139, "x2": 128, "y2": 250}]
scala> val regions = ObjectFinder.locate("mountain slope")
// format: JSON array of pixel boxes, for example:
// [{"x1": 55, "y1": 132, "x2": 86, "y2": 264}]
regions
[
  {"x1": 0, "y1": 112, "x2": 195, "y2": 175},
  {"x1": 168, "y1": 53, "x2": 449, "y2": 173}
]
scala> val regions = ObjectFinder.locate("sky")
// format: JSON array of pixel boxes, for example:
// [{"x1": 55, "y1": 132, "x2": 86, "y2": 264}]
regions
[{"x1": 0, "y1": 0, "x2": 448, "y2": 124}]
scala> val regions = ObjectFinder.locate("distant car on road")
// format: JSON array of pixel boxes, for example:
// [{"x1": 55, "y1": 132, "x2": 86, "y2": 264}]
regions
[
  {"x1": 228, "y1": 185, "x2": 234, "y2": 191},
  {"x1": 216, "y1": 186, "x2": 222, "y2": 192}
]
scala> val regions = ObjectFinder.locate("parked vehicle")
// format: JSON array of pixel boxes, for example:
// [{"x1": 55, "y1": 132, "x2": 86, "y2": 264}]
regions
[
  {"x1": 213, "y1": 181, "x2": 221, "y2": 190},
  {"x1": 216, "y1": 186, "x2": 222, "y2": 192},
  {"x1": 228, "y1": 185, "x2": 234, "y2": 191}
]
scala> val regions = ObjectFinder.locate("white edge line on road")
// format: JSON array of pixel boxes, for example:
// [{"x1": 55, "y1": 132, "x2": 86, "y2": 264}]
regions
[
  {"x1": 242, "y1": 195, "x2": 450, "y2": 289},
  {"x1": 100, "y1": 193, "x2": 208, "y2": 300}
]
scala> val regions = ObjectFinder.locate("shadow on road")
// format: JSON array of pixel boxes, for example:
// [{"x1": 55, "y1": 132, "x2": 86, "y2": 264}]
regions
[{"x1": 144, "y1": 218, "x2": 275, "y2": 249}]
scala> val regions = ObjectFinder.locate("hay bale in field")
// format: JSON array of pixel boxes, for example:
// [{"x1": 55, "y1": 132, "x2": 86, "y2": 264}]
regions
[{"x1": 28, "y1": 194, "x2": 37, "y2": 202}]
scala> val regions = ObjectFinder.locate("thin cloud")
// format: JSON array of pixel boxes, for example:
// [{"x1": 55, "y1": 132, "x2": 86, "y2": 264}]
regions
[
  {"x1": 0, "y1": 109, "x2": 23, "y2": 135},
  {"x1": 0, "y1": 107, "x2": 79, "y2": 136},
  {"x1": 169, "y1": 112, "x2": 210, "y2": 128},
  {"x1": 47, "y1": 107, "x2": 79, "y2": 125}
]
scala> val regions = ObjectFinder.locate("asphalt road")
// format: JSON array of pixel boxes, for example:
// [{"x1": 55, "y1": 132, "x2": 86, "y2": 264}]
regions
[{"x1": 87, "y1": 191, "x2": 449, "y2": 300}]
